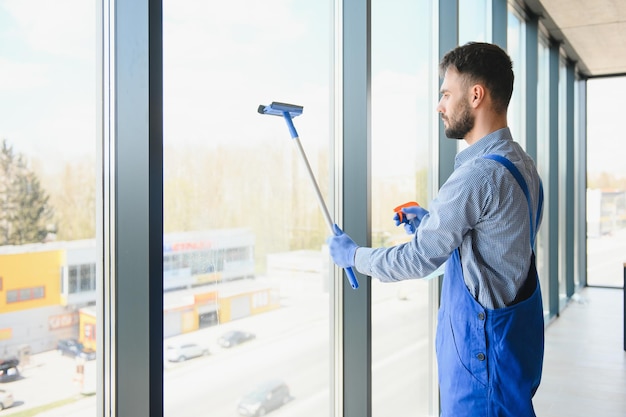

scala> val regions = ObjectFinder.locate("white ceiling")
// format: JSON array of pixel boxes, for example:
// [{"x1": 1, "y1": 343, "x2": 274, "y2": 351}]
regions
[{"x1": 525, "y1": 0, "x2": 626, "y2": 78}]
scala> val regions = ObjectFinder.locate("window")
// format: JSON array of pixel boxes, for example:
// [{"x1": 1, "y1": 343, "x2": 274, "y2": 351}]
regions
[
  {"x1": 459, "y1": 0, "x2": 490, "y2": 44},
  {"x1": 69, "y1": 266, "x2": 79, "y2": 294},
  {"x1": 558, "y1": 56, "x2": 568, "y2": 309},
  {"x1": 371, "y1": 1, "x2": 436, "y2": 415},
  {"x1": 67, "y1": 264, "x2": 96, "y2": 293},
  {"x1": 162, "y1": 2, "x2": 333, "y2": 415},
  {"x1": 507, "y1": 7, "x2": 527, "y2": 148},
  {"x1": 0, "y1": 1, "x2": 98, "y2": 414},
  {"x1": 586, "y1": 76, "x2": 626, "y2": 287},
  {"x1": 536, "y1": 34, "x2": 551, "y2": 316},
  {"x1": 6, "y1": 286, "x2": 45, "y2": 303}
]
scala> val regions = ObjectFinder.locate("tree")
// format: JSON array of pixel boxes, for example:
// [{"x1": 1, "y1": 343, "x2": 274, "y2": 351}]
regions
[
  {"x1": 50, "y1": 161, "x2": 96, "y2": 241},
  {"x1": 0, "y1": 139, "x2": 54, "y2": 245}
]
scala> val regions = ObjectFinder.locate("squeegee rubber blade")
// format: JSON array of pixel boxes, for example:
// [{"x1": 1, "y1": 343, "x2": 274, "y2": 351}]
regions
[{"x1": 258, "y1": 102, "x2": 303, "y2": 117}]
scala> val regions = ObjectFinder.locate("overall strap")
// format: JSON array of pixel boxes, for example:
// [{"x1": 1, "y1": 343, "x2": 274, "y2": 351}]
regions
[{"x1": 483, "y1": 154, "x2": 544, "y2": 249}]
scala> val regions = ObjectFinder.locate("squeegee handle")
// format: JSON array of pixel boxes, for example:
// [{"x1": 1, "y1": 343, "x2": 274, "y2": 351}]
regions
[
  {"x1": 344, "y1": 267, "x2": 359, "y2": 289},
  {"x1": 283, "y1": 112, "x2": 300, "y2": 139},
  {"x1": 283, "y1": 113, "x2": 359, "y2": 290}
]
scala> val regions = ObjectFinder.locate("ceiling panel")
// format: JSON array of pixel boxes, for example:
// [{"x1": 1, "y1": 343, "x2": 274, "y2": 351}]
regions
[{"x1": 525, "y1": 0, "x2": 626, "y2": 77}]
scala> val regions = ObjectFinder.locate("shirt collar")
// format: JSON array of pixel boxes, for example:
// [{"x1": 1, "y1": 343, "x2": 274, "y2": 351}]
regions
[{"x1": 454, "y1": 127, "x2": 513, "y2": 168}]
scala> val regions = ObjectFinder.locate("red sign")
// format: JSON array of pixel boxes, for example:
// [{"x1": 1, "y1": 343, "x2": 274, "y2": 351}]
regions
[{"x1": 48, "y1": 313, "x2": 79, "y2": 330}]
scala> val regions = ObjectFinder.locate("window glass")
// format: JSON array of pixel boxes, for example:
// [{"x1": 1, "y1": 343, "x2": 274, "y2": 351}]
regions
[
  {"x1": 6, "y1": 291, "x2": 18, "y2": 304},
  {"x1": 573, "y1": 77, "x2": 583, "y2": 290},
  {"x1": 586, "y1": 76, "x2": 626, "y2": 288},
  {"x1": 507, "y1": 8, "x2": 526, "y2": 148},
  {"x1": 0, "y1": 0, "x2": 98, "y2": 413},
  {"x1": 459, "y1": 0, "x2": 490, "y2": 44},
  {"x1": 162, "y1": 1, "x2": 332, "y2": 415},
  {"x1": 457, "y1": 0, "x2": 490, "y2": 154},
  {"x1": 535, "y1": 36, "x2": 551, "y2": 316},
  {"x1": 371, "y1": 1, "x2": 435, "y2": 415},
  {"x1": 558, "y1": 57, "x2": 568, "y2": 309},
  {"x1": 69, "y1": 268, "x2": 79, "y2": 294}
]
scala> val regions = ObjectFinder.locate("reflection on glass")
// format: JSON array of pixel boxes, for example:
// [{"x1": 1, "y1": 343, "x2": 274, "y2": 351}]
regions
[
  {"x1": 586, "y1": 76, "x2": 626, "y2": 288},
  {"x1": 536, "y1": 38, "x2": 551, "y2": 316},
  {"x1": 457, "y1": 0, "x2": 489, "y2": 155},
  {"x1": 557, "y1": 59, "x2": 568, "y2": 309},
  {"x1": 507, "y1": 9, "x2": 526, "y2": 148},
  {"x1": 162, "y1": 1, "x2": 332, "y2": 416},
  {"x1": 0, "y1": 0, "x2": 98, "y2": 414},
  {"x1": 371, "y1": 1, "x2": 434, "y2": 415},
  {"x1": 459, "y1": 0, "x2": 489, "y2": 45}
]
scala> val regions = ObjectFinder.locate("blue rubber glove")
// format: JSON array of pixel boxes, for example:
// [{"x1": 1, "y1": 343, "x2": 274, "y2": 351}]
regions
[
  {"x1": 326, "y1": 224, "x2": 359, "y2": 269},
  {"x1": 393, "y1": 206, "x2": 429, "y2": 234}
]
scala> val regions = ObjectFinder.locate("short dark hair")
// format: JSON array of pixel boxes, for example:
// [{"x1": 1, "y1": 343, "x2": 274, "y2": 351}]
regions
[{"x1": 439, "y1": 42, "x2": 514, "y2": 114}]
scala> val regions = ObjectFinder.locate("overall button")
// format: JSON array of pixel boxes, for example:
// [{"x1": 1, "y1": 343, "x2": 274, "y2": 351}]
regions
[
  {"x1": 476, "y1": 353, "x2": 486, "y2": 361},
  {"x1": 478, "y1": 312, "x2": 485, "y2": 320}
]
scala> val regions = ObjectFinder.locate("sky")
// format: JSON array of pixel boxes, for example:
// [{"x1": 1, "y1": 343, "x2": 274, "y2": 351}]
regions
[
  {"x1": 0, "y1": 0, "x2": 97, "y2": 168},
  {"x1": 0, "y1": 0, "x2": 334, "y2": 173},
  {"x1": 0, "y1": 0, "x2": 623, "y2": 180}
]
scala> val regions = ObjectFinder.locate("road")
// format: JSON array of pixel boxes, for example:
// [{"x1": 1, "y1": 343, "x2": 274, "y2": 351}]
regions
[
  {"x1": 4, "y1": 223, "x2": 625, "y2": 417},
  {"x1": 161, "y1": 281, "x2": 432, "y2": 416},
  {"x1": 1, "y1": 279, "x2": 433, "y2": 416}
]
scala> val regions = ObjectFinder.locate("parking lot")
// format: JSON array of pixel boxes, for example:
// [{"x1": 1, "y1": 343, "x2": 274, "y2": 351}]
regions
[{"x1": 1, "y1": 349, "x2": 91, "y2": 415}]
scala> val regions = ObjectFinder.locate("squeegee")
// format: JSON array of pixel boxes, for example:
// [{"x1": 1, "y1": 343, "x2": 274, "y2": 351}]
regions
[{"x1": 258, "y1": 102, "x2": 359, "y2": 289}]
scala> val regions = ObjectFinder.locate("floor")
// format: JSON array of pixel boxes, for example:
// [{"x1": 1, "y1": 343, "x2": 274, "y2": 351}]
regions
[{"x1": 533, "y1": 286, "x2": 626, "y2": 417}]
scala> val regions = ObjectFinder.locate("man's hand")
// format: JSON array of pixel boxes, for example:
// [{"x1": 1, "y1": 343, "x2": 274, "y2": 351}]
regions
[
  {"x1": 393, "y1": 205, "x2": 429, "y2": 234},
  {"x1": 326, "y1": 224, "x2": 359, "y2": 268}
]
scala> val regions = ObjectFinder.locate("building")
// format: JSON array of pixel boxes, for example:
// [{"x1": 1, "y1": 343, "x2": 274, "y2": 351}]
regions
[{"x1": 0, "y1": 230, "x2": 264, "y2": 355}]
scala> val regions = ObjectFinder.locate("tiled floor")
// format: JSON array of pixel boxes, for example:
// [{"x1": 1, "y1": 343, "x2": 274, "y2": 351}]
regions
[{"x1": 533, "y1": 286, "x2": 626, "y2": 417}]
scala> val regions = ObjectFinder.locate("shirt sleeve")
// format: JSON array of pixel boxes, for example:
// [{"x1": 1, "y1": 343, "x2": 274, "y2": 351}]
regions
[{"x1": 354, "y1": 162, "x2": 495, "y2": 282}]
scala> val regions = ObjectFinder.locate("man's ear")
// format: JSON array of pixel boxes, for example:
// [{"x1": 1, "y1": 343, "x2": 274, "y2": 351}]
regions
[{"x1": 470, "y1": 84, "x2": 485, "y2": 108}]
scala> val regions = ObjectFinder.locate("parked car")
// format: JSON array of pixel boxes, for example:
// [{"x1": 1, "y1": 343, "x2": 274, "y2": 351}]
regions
[
  {"x1": 217, "y1": 330, "x2": 256, "y2": 348},
  {"x1": 237, "y1": 379, "x2": 291, "y2": 416},
  {"x1": 0, "y1": 388, "x2": 14, "y2": 410},
  {"x1": 57, "y1": 339, "x2": 96, "y2": 361},
  {"x1": 0, "y1": 358, "x2": 19, "y2": 383},
  {"x1": 165, "y1": 343, "x2": 209, "y2": 362}
]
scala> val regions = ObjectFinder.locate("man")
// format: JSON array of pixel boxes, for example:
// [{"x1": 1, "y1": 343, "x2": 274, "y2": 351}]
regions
[{"x1": 327, "y1": 42, "x2": 544, "y2": 417}]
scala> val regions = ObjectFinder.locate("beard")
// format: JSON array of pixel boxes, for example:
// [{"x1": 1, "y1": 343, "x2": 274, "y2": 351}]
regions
[{"x1": 443, "y1": 100, "x2": 474, "y2": 139}]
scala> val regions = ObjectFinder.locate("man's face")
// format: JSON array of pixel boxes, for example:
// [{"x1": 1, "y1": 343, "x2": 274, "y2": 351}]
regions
[{"x1": 437, "y1": 67, "x2": 475, "y2": 139}]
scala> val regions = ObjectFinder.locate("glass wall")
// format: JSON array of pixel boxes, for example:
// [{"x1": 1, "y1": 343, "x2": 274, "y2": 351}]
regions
[
  {"x1": 162, "y1": 1, "x2": 333, "y2": 415},
  {"x1": 535, "y1": 35, "x2": 552, "y2": 315},
  {"x1": 371, "y1": 1, "x2": 434, "y2": 415},
  {"x1": 507, "y1": 7, "x2": 527, "y2": 148},
  {"x1": 586, "y1": 76, "x2": 626, "y2": 288},
  {"x1": 0, "y1": 0, "x2": 98, "y2": 414},
  {"x1": 458, "y1": 0, "x2": 490, "y2": 45},
  {"x1": 557, "y1": 56, "x2": 568, "y2": 309},
  {"x1": 457, "y1": 0, "x2": 490, "y2": 155},
  {"x1": 0, "y1": 1, "x2": 600, "y2": 415},
  {"x1": 573, "y1": 76, "x2": 584, "y2": 289}
]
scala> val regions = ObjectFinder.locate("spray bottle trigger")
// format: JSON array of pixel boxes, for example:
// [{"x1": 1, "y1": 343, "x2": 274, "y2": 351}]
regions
[{"x1": 393, "y1": 201, "x2": 420, "y2": 223}]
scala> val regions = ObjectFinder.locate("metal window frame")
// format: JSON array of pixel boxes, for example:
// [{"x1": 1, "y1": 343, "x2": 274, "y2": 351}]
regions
[{"x1": 98, "y1": 0, "x2": 163, "y2": 416}]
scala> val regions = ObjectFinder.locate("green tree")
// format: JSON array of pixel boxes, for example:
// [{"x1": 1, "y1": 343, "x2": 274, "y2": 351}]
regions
[
  {"x1": 0, "y1": 139, "x2": 54, "y2": 245},
  {"x1": 50, "y1": 161, "x2": 96, "y2": 241}
]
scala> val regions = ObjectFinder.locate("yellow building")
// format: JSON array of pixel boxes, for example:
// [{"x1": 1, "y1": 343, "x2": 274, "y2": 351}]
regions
[
  {"x1": 0, "y1": 249, "x2": 64, "y2": 313},
  {"x1": 0, "y1": 230, "x2": 267, "y2": 355},
  {"x1": 0, "y1": 241, "x2": 88, "y2": 355}
]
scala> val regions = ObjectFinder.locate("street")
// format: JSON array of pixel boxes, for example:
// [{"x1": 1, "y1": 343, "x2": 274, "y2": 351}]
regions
[
  {"x1": 0, "y1": 279, "x2": 432, "y2": 417},
  {"x1": 3, "y1": 223, "x2": 623, "y2": 417}
]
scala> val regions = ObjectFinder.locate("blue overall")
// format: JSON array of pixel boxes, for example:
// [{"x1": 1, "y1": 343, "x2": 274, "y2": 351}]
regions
[{"x1": 435, "y1": 155, "x2": 544, "y2": 417}]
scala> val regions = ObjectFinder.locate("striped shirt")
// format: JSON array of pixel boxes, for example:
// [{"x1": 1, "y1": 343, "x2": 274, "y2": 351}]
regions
[{"x1": 355, "y1": 127, "x2": 543, "y2": 309}]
